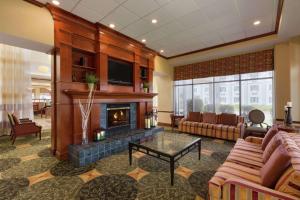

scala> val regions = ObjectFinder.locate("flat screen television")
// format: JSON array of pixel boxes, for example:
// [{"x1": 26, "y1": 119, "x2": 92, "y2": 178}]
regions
[{"x1": 108, "y1": 58, "x2": 133, "y2": 86}]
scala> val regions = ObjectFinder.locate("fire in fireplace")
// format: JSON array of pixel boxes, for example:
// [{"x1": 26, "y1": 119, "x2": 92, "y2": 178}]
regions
[{"x1": 107, "y1": 104, "x2": 130, "y2": 129}]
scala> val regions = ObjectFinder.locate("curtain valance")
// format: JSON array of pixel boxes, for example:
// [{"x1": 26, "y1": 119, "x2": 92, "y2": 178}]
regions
[{"x1": 174, "y1": 49, "x2": 274, "y2": 81}]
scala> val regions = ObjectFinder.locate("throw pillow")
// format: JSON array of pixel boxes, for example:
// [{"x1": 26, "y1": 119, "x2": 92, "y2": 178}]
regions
[
  {"x1": 261, "y1": 145, "x2": 291, "y2": 188},
  {"x1": 261, "y1": 126, "x2": 278, "y2": 150},
  {"x1": 187, "y1": 112, "x2": 202, "y2": 122},
  {"x1": 262, "y1": 134, "x2": 282, "y2": 163},
  {"x1": 202, "y1": 112, "x2": 217, "y2": 124},
  {"x1": 218, "y1": 113, "x2": 237, "y2": 126}
]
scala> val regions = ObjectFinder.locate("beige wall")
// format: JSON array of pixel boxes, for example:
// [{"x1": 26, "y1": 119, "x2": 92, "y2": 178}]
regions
[
  {"x1": 0, "y1": 0, "x2": 54, "y2": 52},
  {"x1": 289, "y1": 37, "x2": 300, "y2": 121},
  {"x1": 274, "y1": 36, "x2": 300, "y2": 122},
  {"x1": 274, "y1": 43, "x2": 291, "y2": 120},
  {"x1": 153, "y1": 56, "x2": 173, "y2": 124}
]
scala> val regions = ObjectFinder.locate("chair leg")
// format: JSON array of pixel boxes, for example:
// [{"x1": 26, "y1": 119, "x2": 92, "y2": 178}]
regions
[
  {"x1": 39, "y1": 131, "x2": 41, "y2": 140},
  {"x1": 12, "y1": 135, "x2": 16, "y2": 145}
]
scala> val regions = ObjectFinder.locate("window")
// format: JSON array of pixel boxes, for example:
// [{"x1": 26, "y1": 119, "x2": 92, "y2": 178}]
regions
[
  {"x1": 174, "y1": 71, "x2": 274, "y2": 124},
  {"x1": 250, "y1": 97, "x2": 259, "y2": 103},
  {"x1": 174, "y1": 84, "x2": 192, "y2": 116},
  {"x1": 250, "y1": 85, "x2": 259, "y2": 92},
  {"x1": 241, "y1": 76, "x2": 273, "y2": 124},
  {"x1": 193, "y1": 83, "x2": 213, "y2": 112},
  {"x1": 215, "y1": 81, "x2": 239, "y2": 114}
]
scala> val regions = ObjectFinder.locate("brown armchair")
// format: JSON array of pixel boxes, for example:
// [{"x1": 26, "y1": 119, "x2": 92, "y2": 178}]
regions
[
  {"x1": 7, "y1": 113, "x2": 42, "y2": 144},
  {"x1": 170, "y1": 114, "x2": 184, "y2": 131}
]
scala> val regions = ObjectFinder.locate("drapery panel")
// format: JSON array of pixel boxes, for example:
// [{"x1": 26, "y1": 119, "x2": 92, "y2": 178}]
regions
[
  {"x1": 0, "y1": 44, "x2": 33, "y2": 135},
  {"x1": 174, "y1": 49, "x2": 274, "y2": 81}
]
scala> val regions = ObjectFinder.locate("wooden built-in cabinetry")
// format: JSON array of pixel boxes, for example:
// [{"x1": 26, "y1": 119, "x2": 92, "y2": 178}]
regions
[
  {"x1": 72, "y1": 49, "x2": 96, "y2": 83},
  {"x1": 47, "y1": 5, "x2": 157, "y2": 160}
]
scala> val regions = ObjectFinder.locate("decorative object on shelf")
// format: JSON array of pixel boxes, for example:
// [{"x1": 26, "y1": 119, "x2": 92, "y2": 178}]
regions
[
  {"x1": 143, "y1": 82, "x2": 149, "y2": 93},
  {"x1": 94, "y1": 128, "x2": 106, "y2": 141},
  {"x1": 85, "y1": 73, "x2": 99, "y2": 91},
  {"x1": 150, "y1": 112, "x2": 154, "y2": 127},
  {"x1": 140, "y1": 67, "x2": 148, "y2": 79},
  {"x1": 79, "y1": 56, "x2": 86, "y2": 66},
  {"x1": 144, "y1": 112, "x2": 151, "y2": 129},
  {"x1": 152, "y1": 109, "x2": 158, "y2": 127},
  {"x1": 78, "y1": 76, "x2": 97, "y2": 145},
  {"x1": 284, "y1": 101, "x2": 293, "y2": 126}
]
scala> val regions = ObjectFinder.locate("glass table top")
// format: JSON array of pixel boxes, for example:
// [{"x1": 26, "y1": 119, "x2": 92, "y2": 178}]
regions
[{"x1": 132, "y1": 131, "x2": 200, "y2": 156}]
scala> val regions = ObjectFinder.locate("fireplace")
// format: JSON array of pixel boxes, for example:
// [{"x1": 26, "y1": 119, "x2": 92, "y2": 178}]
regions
[{"x1": 107, "y1": 104, "x2": 130, "y2": 129}]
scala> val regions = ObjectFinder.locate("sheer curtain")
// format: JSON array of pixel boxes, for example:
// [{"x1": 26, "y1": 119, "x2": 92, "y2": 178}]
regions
[{"x1": 0, "y1": 44, "x2": 33, "y2": 135}]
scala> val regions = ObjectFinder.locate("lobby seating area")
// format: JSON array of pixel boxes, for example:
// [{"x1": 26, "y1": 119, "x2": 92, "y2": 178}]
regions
[
  {"x1": 179, "y1": 112, "x2": 244, "y2": 141},
  {"x1": 209, "y1": 127, "x2": 300, "y2": 200},
  {"x1": 1, "y1": 0, "x2": 300, "y2": 200}
]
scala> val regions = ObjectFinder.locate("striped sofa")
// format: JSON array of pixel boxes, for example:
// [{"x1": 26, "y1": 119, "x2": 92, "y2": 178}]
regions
[
  {"x1": 179, "y1": 112, "x2": 244, "y2": 141},
  {"x1": 209, "y1": 131, "x2": 300, "y2": 200}
]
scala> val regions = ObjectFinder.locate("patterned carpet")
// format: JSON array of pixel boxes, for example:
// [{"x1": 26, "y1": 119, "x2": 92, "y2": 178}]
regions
[{"x1": 0, "y1": 129, "x2": 234, "y2": 200}]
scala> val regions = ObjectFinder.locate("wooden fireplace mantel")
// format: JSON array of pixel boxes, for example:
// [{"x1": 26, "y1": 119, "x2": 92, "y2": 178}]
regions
[{"x1": 64, "y1": 90, "x2": 158, "y2": 102}]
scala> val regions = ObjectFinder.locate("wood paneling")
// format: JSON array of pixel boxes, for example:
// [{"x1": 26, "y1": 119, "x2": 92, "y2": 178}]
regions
[{"x1": 47, "y1": 4, "x2": 157, "y2": 160}]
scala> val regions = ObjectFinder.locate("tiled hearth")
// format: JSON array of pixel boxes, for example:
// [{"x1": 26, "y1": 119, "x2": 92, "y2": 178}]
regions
[{"x1": 68, "y1": 127, "x2": 164, "y2": 167}]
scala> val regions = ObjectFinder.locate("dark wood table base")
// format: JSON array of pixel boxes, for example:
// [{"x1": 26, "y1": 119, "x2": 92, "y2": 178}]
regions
[{"x1": 129, "y1": 139, "x2": 201, "y2": 185}]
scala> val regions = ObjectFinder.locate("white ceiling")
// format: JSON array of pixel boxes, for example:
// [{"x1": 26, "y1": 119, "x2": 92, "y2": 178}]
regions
[{"x1": 37, "y1": 0, "x2": 279, "y2": 57}]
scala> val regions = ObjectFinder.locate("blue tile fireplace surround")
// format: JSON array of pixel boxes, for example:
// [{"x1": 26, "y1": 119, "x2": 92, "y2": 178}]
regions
[{"x1": 68, "y1": 103, "x2": 164, "y2": 167}]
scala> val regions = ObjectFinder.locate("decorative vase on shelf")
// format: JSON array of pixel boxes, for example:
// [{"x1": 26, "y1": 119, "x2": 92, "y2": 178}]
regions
[
  {"x1": 82, "y1": 128, "x2": 88, "y2": 145},
  {"x1": 79, "y1": 73, "x2": 98, "y2": 145},
  {"x1": 88, "y1": 83, "x2": 94, "y2": 91},
  {"x1": 284, "y1": 102, "x2": 293, "y2": 126}
]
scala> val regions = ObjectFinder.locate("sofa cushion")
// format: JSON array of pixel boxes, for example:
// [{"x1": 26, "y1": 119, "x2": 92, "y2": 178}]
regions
[
  {"x1": 187, "y1": 112, "x2": 202, "y2": 122},
  {"x1": 261, "y1": 126, "x2": 278, "y2": 150},
  {"x1": 202, "y1": 112, "x2": 217, "y2": 124},
  {"x1": 262, "y1": 134, "x2": 282, "y2": 163},
  {"x1": 218, "y1": 113, "x2": 237, "y2": 126},
  {"x1": 260, "y1": 145, "x2": 291, "y2": 188}
]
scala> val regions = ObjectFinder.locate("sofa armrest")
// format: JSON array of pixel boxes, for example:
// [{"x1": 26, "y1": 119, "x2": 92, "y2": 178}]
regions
[
  {"x1": 222, "y1": 178, "x2": 298, "y2": 200},
  {"x1": 178, "y1": 118, "x2": 187, "y2": 131},
  {"x1": 245, "y1": 136, "x2": 263, "y2": 144},
  {"x1": 236, "y1": 122, "x2": 245, "y2": 138},
  {"x1": 179, "y1": 118, "x2": 187, "y2": 124}
]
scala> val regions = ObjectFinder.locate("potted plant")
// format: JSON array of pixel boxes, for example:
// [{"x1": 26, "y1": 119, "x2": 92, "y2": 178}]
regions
[
  {"x1": 143, "y1": 82, "x2": 149, "y2": 93},
  {"x1": 85, "y1": 73, "x2": 99, "y2": 91}
]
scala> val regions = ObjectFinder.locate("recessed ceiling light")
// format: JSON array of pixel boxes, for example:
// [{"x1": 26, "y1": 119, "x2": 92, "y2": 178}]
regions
[
  {"x1": 253, "y1": 20, "x2": 261, "y2": 26},
  {"x1": 38, "y1": 66, "x2": 49, "y2": 73},
  {"x1": 160, "y1": 50, "x2": 164, "y2": 53},
  {"x1": 129, "y1": 44, "x2": 134, "y2": 47},
  {"x1": 152, "y1": 19, "x2": 158, "y2": 24},
  {"x1": 141, "y1": 39, "x2": 146, "y2": 43},
  {"x1": 109, "y1": 24, "x2": 115, "y2": 28},
  {"x1": 52, "y1": 0, "x2": 60, "y2": 6}
]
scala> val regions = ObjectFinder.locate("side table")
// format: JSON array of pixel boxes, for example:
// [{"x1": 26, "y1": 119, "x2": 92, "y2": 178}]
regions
[{"x1": 277, "y1": 123, "x2": 300, "y2": 133}]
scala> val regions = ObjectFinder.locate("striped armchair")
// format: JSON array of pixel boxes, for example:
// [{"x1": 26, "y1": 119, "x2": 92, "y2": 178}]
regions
[
  {"x1": 179, "y1": 112, "x2": 244, "y2": 141},
  {"x1": 208, "y1": 131, "x2": 300, "y2": 200}
]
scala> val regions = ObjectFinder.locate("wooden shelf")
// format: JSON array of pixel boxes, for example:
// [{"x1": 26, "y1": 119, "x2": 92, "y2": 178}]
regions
[
  {"x1": 72, "y1": 48, "x2": 96, "y2": 83},
  {"x1": 72, "y1": 64, "x2": 96, "y2": 70},
  {"x1": 64, "y1": 89, "x2": 157, "y2": 100}
]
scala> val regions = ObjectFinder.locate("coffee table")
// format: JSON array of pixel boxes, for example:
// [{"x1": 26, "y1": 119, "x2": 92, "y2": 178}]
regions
[{"x1": 128, "y1": 131, "x2": 201, "y2": 185}]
